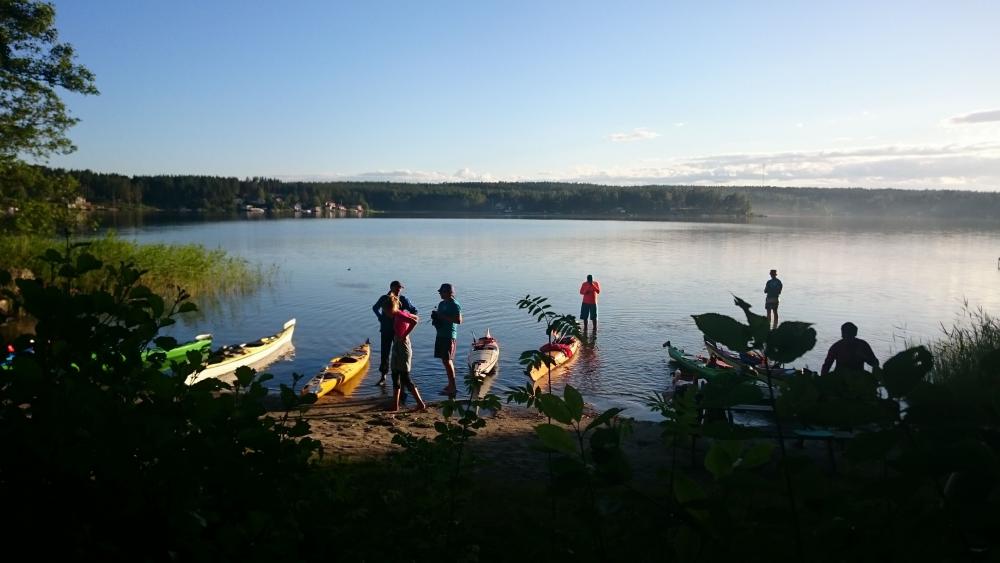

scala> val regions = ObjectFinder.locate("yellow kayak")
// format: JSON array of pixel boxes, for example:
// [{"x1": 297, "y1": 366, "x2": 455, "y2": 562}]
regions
[
  {"x1": 301, "y1": 340, "x2": 371, "y2": 397},
  {"x1": 526, "y1": 335, "x2": 581, "y2": 382}
]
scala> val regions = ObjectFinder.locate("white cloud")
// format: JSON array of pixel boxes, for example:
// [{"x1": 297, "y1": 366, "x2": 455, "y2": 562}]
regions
[
  {"x1": 281, "y1": 143, "x2": 1000, "y2": 191},
  {"x1": 608, "y1": 127, "x2": 660, "y2": 143},
  {"x1": 948, "y1": 109, "x2": 1000, "y2": 124},
  {"x1": 674, "y1": 122, "x2": 685, "y2": 127}
]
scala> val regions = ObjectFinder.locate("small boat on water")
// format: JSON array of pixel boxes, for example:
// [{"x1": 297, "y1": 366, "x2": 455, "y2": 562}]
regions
[
  {"x1": 467, "y1": 329, "x2": 499, "y2": 379},
  {"x1": 703, "y1": 340, "x2": 800, "y2": 380},
  {"x1": 526, "y1": 334, "x2": 580, "y2": 382},
  {"x1": 300, "y1": 340, "x2": 371, "y2": 398},
  {"x1": 185, "y1": 319, "x2": 296, "y2": 386},
  {"x1": 143, "y1": 334, "x2": 212, "y2": 368}
]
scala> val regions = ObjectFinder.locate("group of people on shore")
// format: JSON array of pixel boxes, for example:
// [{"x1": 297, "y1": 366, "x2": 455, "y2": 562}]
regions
[
  {"x1": 371, "y1": 281, "x2": 462, "y2": 411},
  {"x1": 762, "y1": 269, "x2": 880, "y2": 375},
  {"x1": 369, "y1": 275, "x2": 602, "y2": 411}
]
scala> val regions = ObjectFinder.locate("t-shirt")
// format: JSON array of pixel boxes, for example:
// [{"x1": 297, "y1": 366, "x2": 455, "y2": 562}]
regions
[
  {"x1": 580, "y1": 281, "x2": 601, "y2": 304},
  {"x1": 393, "y1": 310, "x2": 418, "y2": 339},
  {"x1": 764, "y1": 278, "x2": 783, "y2": 299},
  {"x1": 821, "y1": 337, "x2": 879, "y2": 375},
  {"x1": 435, "y1": 298, "x2": 462, "y2": 339},
  {"x1": 373, "y1": 294, "x2": 417, "y2": 333}
]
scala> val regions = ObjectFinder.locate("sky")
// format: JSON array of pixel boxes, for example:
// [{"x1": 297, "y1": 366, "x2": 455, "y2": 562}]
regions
[{"x1": 41, "y1": 0, "x2": 1000, "y2": 190}]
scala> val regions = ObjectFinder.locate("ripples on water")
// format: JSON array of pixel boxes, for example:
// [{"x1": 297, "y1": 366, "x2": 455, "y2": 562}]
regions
[{"x1": 118, "y1": 217, "x2": 1000, "y2": 421}]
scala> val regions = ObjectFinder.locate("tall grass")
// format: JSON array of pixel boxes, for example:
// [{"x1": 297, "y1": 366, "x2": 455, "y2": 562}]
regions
[
  {"x1": 930, "y1": 303, "x2": 1000, "y2": 387},
  {"x1": 0, "y1": 234, "x2": 272, "y2": 301}
]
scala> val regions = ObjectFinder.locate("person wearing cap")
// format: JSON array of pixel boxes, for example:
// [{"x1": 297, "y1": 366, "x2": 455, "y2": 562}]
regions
[
  {"x1": 430, "y1": 283, "x2": 462, "y2": 395},
  {"x1": 579, "y1": 274, "x2": 601, "y2": 332},
  {"x1": 820, "y1": 322, "x2": 880, "y2": 376},
  {"x1": 372, "y1": 280, "x2": 418, "y2": 386},
  {"x1": 764, "y1": 269, "x2": 782, "y2": 330}
]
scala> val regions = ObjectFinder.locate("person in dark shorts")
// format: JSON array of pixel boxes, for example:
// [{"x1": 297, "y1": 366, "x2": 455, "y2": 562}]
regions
[
  {"x1": 579, "y1": 274, "x2": 601, "y2": 332},
  {"x1": 764, "y1": 269, "x2": 782, "y2": 330},
  {"x1": 820, "y1": 322, "x2": 880, "y2": 376},
  {"x1": 431, "y1": 283, "x2": 462, "y2": 396},
  {"x1": 372, "y1": 280, "x2": 417, "y2": 386}
]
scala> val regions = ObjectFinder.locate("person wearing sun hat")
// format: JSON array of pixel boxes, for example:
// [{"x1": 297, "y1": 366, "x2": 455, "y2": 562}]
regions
[{"x1": 430, "y1": 283, "x2": 462, "y2": 396}]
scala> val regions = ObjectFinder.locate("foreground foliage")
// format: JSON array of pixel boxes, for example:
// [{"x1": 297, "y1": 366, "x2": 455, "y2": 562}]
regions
[{"x1": 0, "y1": 246, "x2": 323, "y2": 559}]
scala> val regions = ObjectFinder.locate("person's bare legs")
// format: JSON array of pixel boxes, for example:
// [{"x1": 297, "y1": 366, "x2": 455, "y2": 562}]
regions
[
  {"x1": 390, "y1": 386, "x2": 402, "y2": 411},
  {"x1": 408, "y1": 383, "x2": 427, "y2": 411},
  {"x1": 441, "y1": 358, "x2": 457, "y2": 394}
]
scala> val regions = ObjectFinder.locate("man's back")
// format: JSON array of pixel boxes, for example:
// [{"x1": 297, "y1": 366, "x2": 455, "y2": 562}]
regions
[{"x1": 822, "y1": 337, "x2": 878, "y2": 374}]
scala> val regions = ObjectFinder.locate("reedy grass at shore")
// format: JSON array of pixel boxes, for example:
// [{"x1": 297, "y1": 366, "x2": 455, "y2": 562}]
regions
[{"x1": 0, "y1": 234, "x2": 272, "y2": 301}]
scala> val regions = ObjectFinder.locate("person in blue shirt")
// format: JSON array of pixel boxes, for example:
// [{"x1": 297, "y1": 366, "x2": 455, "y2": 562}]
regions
[
  {"x1": 431, "y1": 283, "x2": 463, "y2": 396},
  {"x1": 372, "y1": 280, "x2": 418, "y2": 386},
  {"x1": 764, "y1": 269, "x2": 783, "y2": 330}
]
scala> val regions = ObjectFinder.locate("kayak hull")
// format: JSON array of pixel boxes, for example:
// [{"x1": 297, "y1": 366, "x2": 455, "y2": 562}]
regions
[
  {"x1": 301, "y1": 341, "x2": 371, "y2": 398},
  {"x1": 185, "y1": 319, "x2": 296, "y2": 385}
]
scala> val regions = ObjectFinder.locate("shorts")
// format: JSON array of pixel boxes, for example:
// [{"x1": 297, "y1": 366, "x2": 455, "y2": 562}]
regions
[
  {"x1": 580, "y1": 303, "x2": 598, "y2": 320},
  {"x1": 433, "y1": 337, "x2": 456, "y2": 360},
  {"x1": 765, "y1": 298, "x2": 779, "y2": 311},
  {"x1": 391, "y1": 336, "x2": 413, "y2": 388}
]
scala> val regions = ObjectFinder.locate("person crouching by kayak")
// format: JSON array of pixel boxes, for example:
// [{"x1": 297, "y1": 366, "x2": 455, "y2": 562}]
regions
[
  {"x1": 579, "y1": 274, "x2": 601, "y2": 332},
  {"x1": 372, "y1": 280, "x2": 418, "y2": 387}
]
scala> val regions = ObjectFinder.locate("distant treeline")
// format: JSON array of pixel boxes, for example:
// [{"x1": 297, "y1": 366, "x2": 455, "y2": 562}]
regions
[
  {"x1": 63, "y1": 170, "x2": 750, "y2": 217},
  {"x1": 721, "y1": 185, "x2": 1000, "y2": 220},
  {"x1": 54, "y1": 169, "x2": 1000, "y2": 219}
]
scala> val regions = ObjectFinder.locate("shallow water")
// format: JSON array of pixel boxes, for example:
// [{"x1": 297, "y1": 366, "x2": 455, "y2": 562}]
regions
[{"x1": 116, "y1": 216, "x2": 1000, "y2": 421}]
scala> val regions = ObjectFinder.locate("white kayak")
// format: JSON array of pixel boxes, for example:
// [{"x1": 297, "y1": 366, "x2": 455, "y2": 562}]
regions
[
  {"x1": 467, "y1": 329, "x2": 500, "y2": 379},
  {"x1": 185, "y1": 318, "x2": 296, "y2": 385}
]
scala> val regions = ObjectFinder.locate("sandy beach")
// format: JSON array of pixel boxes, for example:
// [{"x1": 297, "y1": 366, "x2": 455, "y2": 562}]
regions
[{"x1": 300, "y1": 393, "x2": 675, "y2": 486}]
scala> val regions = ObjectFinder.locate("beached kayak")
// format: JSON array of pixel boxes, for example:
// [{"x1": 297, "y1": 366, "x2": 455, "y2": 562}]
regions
[
  {"x1": 526, "y1": 334, "x2": 580, "y2": 382},
  {"x1": 185, "y1": 319, "x2": 296, "y2": 386},
  {"x1": 665, "y1": 341, "x2": 735, "y2": 381},
  {"x1": 143, "y1": 334, "x2": 212, "y2": 368},
  {"x1": 703, "y1": 339, "x2": 801, "y2": 380},
  {"x1": 300, "y1": 340, "x2": 371, "y2": 398},
  {"x1": 467, "y1": 329, "x2": 499, "y2": 379}
]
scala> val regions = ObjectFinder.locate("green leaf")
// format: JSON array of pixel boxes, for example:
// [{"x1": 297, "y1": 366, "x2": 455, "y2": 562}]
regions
[
  {"x1": 178, "y1": 302, "x2": 198, "y2": 314},
  {"x1": 765, "y1": 321, "x2": 816, "y2": 363},
  {"x1": 537, "y1": 393, "x2": 573, "y2": 424},
  {"x1": 564, "y1": 384, "x2": 584, "y2": 422},
  {"x1": 535, "y1": 423, "x2": 577, "y2": 455},
  {"x1": 692, "y1": 313, "x2": 751, "y2": 352},
  {"x1": 75, "y1": 252, "x2": 102, "y2": 274},
  {"x1": 705, "y1": 440, "x2": 740, "y2": 479},
  {"x1": 734, "y1": 295, "x2": 770, "y2": 348},
  {"x1": 880, "y1": 346, "x2": 933, "y2": 399},
  {"x1": 738, "y1": 442, "x2": 774, "y2": 469},
  {"x1": 153, "y1": 336, "x2": 178, "y2": 350},
  {"x1": 585, "y1": 407, "x2": 625, "y2": 431}
]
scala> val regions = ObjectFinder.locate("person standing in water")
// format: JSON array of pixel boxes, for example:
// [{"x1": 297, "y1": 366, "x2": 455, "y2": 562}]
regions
[
  {"x1": 431, "y1": 283, "x2": 462, "y2": 396},
  {"x1": 764, "y1": 269, "x2": 782, "y2": 330},
  {"x1": 579, "y1": 274, "x2": 601, "y2": 332}
]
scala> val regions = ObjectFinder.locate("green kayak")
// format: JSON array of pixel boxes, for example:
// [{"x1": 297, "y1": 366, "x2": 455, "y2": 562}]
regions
[{"x1": 143, "y1": 334, "x2": 212, "y2": 368}]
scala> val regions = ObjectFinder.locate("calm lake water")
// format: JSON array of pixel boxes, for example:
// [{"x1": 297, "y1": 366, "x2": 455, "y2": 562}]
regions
[{"x1": 117, "y1": 216, "x2": 1000, "y2": 421}]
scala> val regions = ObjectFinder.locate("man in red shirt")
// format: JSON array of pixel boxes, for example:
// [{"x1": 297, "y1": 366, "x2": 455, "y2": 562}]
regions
[
  {"x1": 579, "y1": 274, "x2": 601, "y2": 332},
  {"x1": 821, "y1": 322, "x2": 880, "y2": 376}
]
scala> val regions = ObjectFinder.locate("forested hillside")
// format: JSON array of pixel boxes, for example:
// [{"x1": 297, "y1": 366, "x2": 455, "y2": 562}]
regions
[
  {"x1": 44, "y1": 169, "x2": 1000, "y2": 220},
  {"x1": 64, "y1": 170, "x2": 751, "y2": 217}
]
